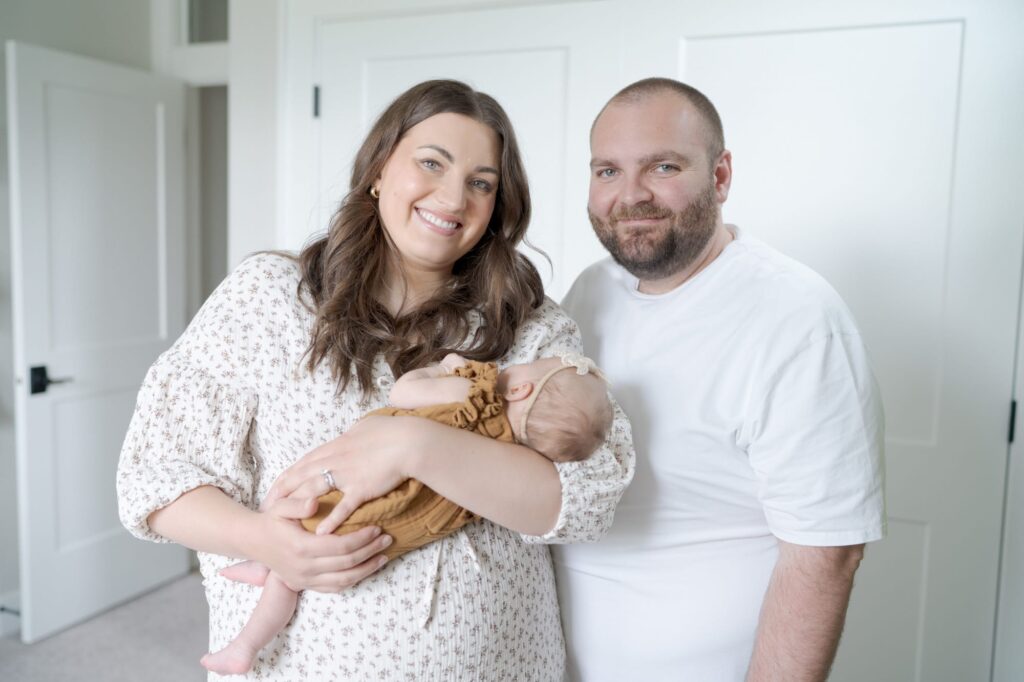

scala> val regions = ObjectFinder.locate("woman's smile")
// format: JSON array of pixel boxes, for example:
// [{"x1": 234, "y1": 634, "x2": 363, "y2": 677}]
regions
[{"x1": 415, "y1": 206, "x2": 462, "y2": 235}]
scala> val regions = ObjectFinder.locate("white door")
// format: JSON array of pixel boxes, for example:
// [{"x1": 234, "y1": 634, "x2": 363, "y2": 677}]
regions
[
  {"x1": 619, "y1": 1, "x2": 1024, "y2": 680},
  {"x1": 6, "y1": 41, "x2": 191, "y2": 643},
  {"x1": 281, "y1": 1, "x2": 1024, "y2": 678}
]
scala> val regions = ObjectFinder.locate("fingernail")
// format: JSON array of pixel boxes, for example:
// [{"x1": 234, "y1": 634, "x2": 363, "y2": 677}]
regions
[
  {"x1": 378, "y1": 555, "x2": 388, "y2": 566},
  {"x1": 371, "y1": 526, "x2": 381, "y2": 537},
  {"x1": 381, "y1": 534, "x2": 392, "y2": 547}
]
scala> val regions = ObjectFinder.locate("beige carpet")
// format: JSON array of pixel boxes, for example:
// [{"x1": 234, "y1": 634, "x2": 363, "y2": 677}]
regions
[{"x1": 0, "y1": 572, "x2": 208, "y2": 681}]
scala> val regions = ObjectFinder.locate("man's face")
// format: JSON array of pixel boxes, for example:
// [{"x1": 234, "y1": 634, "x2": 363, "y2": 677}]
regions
[{"x1": 588, "y1": 94, "x2": 722, "y2": 282}]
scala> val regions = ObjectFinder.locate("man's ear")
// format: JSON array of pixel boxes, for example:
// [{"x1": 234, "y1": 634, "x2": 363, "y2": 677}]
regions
[{"x1": 504, "y1": 381, "x2": 535, "y2": 402}]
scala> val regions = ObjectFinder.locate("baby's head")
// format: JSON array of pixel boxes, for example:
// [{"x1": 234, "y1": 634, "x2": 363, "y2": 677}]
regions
[{"x1": 499, "y1": 355, "x2": 613, "y2": 463}]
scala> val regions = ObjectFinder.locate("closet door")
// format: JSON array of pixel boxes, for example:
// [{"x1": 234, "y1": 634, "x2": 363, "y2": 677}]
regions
[{"x1": 618, "y1": 1, "x2": 1024, "y2": 679}]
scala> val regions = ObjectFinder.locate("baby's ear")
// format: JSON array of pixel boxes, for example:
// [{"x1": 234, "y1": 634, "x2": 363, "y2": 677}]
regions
[{"x1": 504, "y1": 381, "x2": 535, "y2": 402}]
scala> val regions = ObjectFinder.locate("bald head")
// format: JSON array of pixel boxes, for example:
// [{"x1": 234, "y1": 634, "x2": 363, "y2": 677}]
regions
[{"x1": 593, "y1": 78, "x2": 725, "y2": 163}]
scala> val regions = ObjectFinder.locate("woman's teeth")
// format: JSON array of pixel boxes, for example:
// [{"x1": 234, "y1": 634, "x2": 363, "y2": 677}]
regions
[{"x1": 418, "y1": 208, "x2": 459, "y2": 230}]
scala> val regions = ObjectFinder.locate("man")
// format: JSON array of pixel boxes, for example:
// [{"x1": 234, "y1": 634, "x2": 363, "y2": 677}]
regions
[{"x1": 554, "y1": 78, "x2": 885, "y2": 681}]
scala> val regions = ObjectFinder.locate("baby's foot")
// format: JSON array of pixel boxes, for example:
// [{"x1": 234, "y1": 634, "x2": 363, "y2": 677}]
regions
[
  {"x1": 201, "y1": 644, "x2": 257, "y2": 675},
  {"x1": 219, "y1": 560, "x2": 270, "y2": 586}
]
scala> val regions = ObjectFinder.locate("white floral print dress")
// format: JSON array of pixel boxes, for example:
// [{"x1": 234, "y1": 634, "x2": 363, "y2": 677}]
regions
[{"x1": 117, "y1": 253, "x2": 635, "y2": 681}]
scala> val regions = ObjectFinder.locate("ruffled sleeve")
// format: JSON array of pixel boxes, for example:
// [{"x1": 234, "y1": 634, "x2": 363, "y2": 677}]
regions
[
  {"x1": 514, "y1": 299, "x2": 636, "y2": 545},
  {"x1": 115, "y1": 255, "x2": 280, "y2": 542},
  {"x1": 450, "y1": 361, "x2": 507, "y2": 436}
]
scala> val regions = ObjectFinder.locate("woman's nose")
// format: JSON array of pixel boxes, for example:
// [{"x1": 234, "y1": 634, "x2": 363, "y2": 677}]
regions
[{"x1": 433, "y1": 176, "x2": 467, "y2": 212}]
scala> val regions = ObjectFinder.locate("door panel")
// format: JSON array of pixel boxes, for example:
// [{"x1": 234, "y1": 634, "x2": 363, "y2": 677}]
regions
[
  {"x1": 624, "y1": 1, "x2": 1024, "y2": 679},
  {"x1": 6, "y1": 41, "x2": 191, "y2": 643}
]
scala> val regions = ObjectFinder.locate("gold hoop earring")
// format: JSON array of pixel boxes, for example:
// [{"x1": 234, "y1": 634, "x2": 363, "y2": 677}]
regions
[{"x1": 369, "y1": 185, "x2": 380, "y2": 199}]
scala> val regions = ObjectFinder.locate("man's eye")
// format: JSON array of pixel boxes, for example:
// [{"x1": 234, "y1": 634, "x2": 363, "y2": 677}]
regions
[
  {"x1": 596, "y1": 168, "x2": 618, "y2": 178},
  {"x1": 654, "y1": 164, "x2": 679, "y2": 173}
]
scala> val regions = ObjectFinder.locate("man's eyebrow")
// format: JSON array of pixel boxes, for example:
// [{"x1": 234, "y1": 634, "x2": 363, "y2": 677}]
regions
[
  {"x1": 419, "y1": 144, "x2": 498, "y2": 175},
  {"x1": 590, "y1": 151, "x2": 693, "y2": 168},
  {"x1": 637, "y1": 150, "x2": 692, "y2": 167}
]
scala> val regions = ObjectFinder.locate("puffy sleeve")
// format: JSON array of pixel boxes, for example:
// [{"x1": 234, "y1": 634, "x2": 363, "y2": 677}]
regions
[
  {"x1": 116, "y1": 256, "x2": 277, "y2": 542},
  {"x1": 515, "y1": 299, "x2": 636, "y2": 544}
]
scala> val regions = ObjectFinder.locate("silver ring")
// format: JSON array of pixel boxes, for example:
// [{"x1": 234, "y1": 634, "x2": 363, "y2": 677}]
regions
[{"x1": 321, "y1": 468, "x2": 336, "y2": 490}]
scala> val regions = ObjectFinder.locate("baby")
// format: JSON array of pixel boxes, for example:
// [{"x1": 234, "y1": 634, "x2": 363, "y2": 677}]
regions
[{"x1": 201, "y1": 352, "x2": 613, "y2": 675}]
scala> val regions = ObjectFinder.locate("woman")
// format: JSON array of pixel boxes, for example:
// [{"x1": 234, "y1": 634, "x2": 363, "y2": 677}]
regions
[{"x1": 117, "y1": 79, "x2": 634, "y2": 680}]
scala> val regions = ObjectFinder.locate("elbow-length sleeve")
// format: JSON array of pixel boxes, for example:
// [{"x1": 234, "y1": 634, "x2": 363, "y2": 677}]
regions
[
  {"x1": 116, "y1": 256, "x2": 273, "y2": 543},
  {"x1": 516, "y1": 299, "x2": 636, "y2": 545}
]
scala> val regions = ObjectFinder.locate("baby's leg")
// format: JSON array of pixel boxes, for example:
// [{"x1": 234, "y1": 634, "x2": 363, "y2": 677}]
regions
[
  {"x1": 200, "y1": 573, "x2": 298, "y2": 675},
  {"x1": 219, "y1": 560, "x2": 271, "y2": 586}
]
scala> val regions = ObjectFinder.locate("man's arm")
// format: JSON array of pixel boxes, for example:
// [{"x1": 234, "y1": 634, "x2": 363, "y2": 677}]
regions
[{"x1": 746, "y1": 540, "x2": 865, "y2": 682}]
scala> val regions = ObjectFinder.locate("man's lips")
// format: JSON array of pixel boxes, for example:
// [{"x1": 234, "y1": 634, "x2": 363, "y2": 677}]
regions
[{"x1": 614, "y1": 215, "x2": 669, "y2": 228}]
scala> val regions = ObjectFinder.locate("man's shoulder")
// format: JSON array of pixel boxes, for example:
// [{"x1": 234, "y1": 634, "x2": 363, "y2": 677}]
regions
[
  {"x1": 729, "y1": 233, "x2": 861, "y2": 337},
  {"x1": 563, "y1": 257, "x2": 629, "y2": 312}
]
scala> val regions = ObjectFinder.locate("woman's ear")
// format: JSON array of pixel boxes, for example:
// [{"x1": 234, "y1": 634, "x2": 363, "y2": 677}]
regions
[{"x1": 504, "y1": 381, "x2": 535, "y2": 402}]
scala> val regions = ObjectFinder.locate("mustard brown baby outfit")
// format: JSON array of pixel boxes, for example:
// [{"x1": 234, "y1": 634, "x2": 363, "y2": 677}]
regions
[{"x1": 301, "y1": 360, "x2": 514, "y2": 559}]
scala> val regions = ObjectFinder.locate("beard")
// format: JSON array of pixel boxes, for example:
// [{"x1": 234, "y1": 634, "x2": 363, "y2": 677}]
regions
[{"x1": 589, "y1": 181, "x2": 718, "y2": 282}]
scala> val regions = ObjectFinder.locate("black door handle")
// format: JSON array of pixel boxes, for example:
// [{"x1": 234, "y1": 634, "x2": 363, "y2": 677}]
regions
[{"x1": 29, "y1": 366, "x2": 73, "y2": 395}]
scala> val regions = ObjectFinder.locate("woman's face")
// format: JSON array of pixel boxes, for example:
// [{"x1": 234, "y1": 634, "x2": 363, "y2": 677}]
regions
[{"x1": 376, "y1": 112, "x2": 501, "y2": 278}]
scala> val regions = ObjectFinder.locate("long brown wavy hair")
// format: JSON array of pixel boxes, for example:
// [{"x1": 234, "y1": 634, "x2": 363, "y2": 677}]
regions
[{"x1": 296, "y1": 80, "x2": 544, "y2": 394}]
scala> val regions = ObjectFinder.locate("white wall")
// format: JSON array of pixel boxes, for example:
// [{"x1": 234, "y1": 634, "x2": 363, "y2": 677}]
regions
[{"x1": 0, "y1": 0, "x2": 151, "y2": 619}]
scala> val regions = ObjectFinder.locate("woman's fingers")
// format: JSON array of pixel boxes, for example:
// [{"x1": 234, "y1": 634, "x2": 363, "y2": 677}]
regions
[
  {"x1": 268, "y1": 495, "x2": 318, "y2": 521},
  {"x1": 307, "y1": 554, "x2": 390, "y2": 592},
  {"x1": 315, "y1": 493, "x2": 365, "y2": 535},
  {"x1": 311, "y1": 523, "x2": 383, "y2": 556},
  {"x1": 311, "y1": 532, "x2": 393, "y2": 572}
]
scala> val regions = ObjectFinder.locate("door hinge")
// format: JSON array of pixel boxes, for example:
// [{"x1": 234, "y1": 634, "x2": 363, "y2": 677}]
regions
[
  {"x1": 1010, "y1": 400, "x2": 1017, "y2": 444},
  {"x1": 313, "y1": 85, "x2": 320, "y2": 118}
]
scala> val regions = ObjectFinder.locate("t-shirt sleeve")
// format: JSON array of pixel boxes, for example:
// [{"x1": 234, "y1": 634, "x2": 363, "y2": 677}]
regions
[
  {"x1": 116, "y1": 257, "x2": 271, "y2": 543},
  {"x1": 744, "y1": 330, "x2": 886, "y2": 546},
  {"x1": 517, "y1": 301, "x2": 637, "y2": 545}
]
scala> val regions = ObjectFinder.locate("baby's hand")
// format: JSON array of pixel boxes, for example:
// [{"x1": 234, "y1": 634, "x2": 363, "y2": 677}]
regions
[{"x1": 440, "y1": 353, "x2": 468, "y2": 374}]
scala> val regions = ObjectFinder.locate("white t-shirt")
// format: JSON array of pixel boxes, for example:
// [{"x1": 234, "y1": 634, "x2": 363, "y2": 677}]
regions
[{"x1": 555, "y1": 227, "x2": 885, "y2": 681}]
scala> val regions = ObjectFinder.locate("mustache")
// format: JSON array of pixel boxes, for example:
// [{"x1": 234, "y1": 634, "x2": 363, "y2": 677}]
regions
[{"x1": 610, "y1": 202, "x2": 671, "y2": 223}]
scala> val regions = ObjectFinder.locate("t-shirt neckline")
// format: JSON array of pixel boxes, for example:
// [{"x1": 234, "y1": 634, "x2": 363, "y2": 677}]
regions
[{"x1": 625, "y1": 224, "x2": 743, "y2": 300}]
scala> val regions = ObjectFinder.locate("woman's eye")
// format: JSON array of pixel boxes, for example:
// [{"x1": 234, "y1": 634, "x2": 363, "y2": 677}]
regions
[
  {"x1": 471, "y1": 179, "x2": 494, "y2": 192},
  {"x1": 420, "y1": 158, "x2": 441, "y2": 171}
]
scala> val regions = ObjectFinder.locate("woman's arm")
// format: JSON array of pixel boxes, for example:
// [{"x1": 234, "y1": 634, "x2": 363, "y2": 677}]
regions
[
  {"x1": 147, "y1": 485, "x2": 392, "y2": 591},
  {"x1": 265, "y1": 301, "x2": 634, "y2": 541},
  {"x1": 265, "y1": 415, "x2": 561, "y2": 536}
]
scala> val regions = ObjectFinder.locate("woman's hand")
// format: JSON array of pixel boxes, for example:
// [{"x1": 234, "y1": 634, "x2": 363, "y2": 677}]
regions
[
  {"x1": 263, "y1": 415, "x2": 422, "y2": 535},
  {"x1": 246, "y1": 494, "x2": 393, "y2": 592}
]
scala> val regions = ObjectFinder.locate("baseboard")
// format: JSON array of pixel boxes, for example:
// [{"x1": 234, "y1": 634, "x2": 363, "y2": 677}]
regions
[{"x1": 0, "y1": 589, "x2": 20, "y2": 639}]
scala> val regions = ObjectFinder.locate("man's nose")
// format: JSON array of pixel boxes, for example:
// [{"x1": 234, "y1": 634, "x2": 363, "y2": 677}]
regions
[{"x1": 620, "y1": 173, "x2": 654, "y2": 205}]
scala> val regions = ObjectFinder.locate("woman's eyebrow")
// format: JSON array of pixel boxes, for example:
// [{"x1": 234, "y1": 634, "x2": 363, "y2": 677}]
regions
[
  {"x1": 418, "y1": 144, "x2": 454, "y2": 162},
  {"x1": 418, "y1": 144, "x2": 498, "y2": 175}
]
